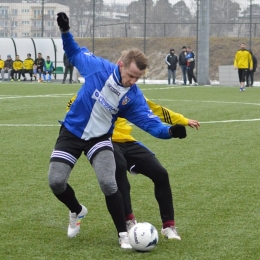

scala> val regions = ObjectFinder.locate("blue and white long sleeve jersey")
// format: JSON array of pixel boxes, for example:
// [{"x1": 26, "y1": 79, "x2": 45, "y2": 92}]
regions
[{"x1": 61, "y1": 32, "x2": 172, "y2": 140}]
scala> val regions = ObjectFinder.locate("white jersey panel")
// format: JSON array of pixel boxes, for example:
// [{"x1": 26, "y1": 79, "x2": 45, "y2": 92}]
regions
[{"x1": 81, "y1": 74, "x2": 129, "y2": 140}]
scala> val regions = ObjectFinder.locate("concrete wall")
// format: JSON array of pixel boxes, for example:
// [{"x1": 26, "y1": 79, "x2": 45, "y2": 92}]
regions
[{"x1": 219, "y1": 65, "x2": 239, "y2": 86}]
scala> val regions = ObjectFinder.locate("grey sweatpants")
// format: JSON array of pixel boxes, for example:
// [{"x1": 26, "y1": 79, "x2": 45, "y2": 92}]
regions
[{"x1": 48, "y1": 150, "x2": 117, "y2": 196}]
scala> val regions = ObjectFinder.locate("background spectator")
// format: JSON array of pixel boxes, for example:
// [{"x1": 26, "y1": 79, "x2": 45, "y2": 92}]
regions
[
  {"x1": 34, "y1": 53, "x2": 45, "y2": 82},
  {"x1": 186, "y1": 46, "x2": 198, "y2": 86},
  {"x1": 234, "y1": 42, "x2": 253, "y2": 91},
  {"x1": 0, "y1": 55, "x2": 4, "y2": 81},
  {"x1": 1, "y1": 54, "x2": 13, "y2": 81},
  {"x1": 62, "y1": 52, "x2": 74, "y2": 84},
  {"x1": 246, "y1": 50, "x2": 257, "y2": 87},
  {"x1": 43, "y1": 56, "x2": 55, "y2": 82},
  {"x1": 22, "y1": 53, "x2": 34, "y2": 81},
  {"x1": 165, "y1": 48, "x2": 178, "y2": 85},
  {"x1": 179, "y1": 46, "x2": 188, "y2": 85},
  {"x1": 11, "y1": 55, "x2": 23, "y2": 81}
]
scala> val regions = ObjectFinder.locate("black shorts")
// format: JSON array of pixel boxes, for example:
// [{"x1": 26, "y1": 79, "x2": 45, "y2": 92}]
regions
[
  {"x1": 238, "y1": 69, "x2": 248, "y2": 82},
  {"x1": 50, "y1": 125, "x2": 113, "y2": 167},
  {"x1": 113, "y1": 141, "x2": 154, "y2": 173}
]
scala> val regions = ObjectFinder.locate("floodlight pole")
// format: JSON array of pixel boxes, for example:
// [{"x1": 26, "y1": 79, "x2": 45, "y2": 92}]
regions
[
  {"x1": 92, "y1": 0, "x2": 95, "y2": 54},
  {"x1": 197, "y1": 0, "x2": 210, "y2": 85},
  {"x1": 249, "y1": 0, "x2": 252, "y2": 49},
  {"x1": 143, "y1": 0, "x2": 147, "y2": 84},
  {"x1": 41, "y1": 0, "x2": 44, "y2": 37}
]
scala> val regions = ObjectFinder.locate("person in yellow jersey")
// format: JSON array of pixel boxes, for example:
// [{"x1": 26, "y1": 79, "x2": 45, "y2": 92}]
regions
[
  {"x1": 234, "y1": 42, "x2": 253, "y2": 92},
  {"x1": 11, "y1": 55, "x2": 23, "y2": 81},
  {"x1": 67, "y1": 95, "x2": 200, "y2": 241},
  {"x1": 22, "y1": 53, "x2": 34, "y2": 81},
  {"x1": 0, "y1": 55, "x2": 4, "y2": 81}
]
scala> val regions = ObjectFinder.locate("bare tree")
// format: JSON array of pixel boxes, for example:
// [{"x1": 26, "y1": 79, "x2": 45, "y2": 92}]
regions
[{"x1": 210, "y1": 0, "x2": 240, "y2": 36}]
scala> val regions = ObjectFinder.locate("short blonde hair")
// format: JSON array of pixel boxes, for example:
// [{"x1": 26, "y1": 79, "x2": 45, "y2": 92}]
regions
[{"x1": 119, "y1": 48, "x2": 149, "y2": 71}]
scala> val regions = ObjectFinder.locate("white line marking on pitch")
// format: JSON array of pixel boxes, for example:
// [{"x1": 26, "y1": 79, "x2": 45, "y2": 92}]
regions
[
  {"x1": 1, "y1": 94, "x2": 259, "y2": 107},
  {"x1": 0, "y1": 119, "x2": 260, "y2": 127},
  {"x1": 0, "y1": 93, "x2": 75, "y2": 100},
  {"x1": 153, "y1": 99, "x2": 260, "y2": 106},
  {"x1": 200, "y1": 119, "x2": 260, "y2": 123}
]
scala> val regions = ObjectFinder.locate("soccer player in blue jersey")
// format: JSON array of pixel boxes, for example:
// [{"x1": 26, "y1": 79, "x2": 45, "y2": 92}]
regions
[{"x1": 48, "y1": 12, "x2": 187, "y2": 249}]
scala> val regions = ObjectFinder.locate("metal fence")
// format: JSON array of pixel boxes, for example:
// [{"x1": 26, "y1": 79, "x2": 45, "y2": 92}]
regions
[
  {"x1": 0, "y1": 0, "x2": 259, "y2": 40},
  {"x1": 0, "y1": 0, "x2": 259, "y2": 81}
]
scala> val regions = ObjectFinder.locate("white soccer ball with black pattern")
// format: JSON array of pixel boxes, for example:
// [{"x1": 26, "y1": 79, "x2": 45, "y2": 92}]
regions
[{"x1": 128, "y1": 222, "x2": 158, "y2": 252}]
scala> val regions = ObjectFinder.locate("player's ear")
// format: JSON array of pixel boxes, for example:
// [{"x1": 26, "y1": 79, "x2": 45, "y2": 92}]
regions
[{"x1": 117, "y1": 60, "x2": 123, "y2": 67}]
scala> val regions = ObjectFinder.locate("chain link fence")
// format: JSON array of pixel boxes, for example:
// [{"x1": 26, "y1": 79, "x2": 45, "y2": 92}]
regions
[
  {"x1": 0, "y1": 0, "x2": 259, "y2": 39},
  {"x1": 0, "y1": 0, "x2": 259, "y2": 81}
]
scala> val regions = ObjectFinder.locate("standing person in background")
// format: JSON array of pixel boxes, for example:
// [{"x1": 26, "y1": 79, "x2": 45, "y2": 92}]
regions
[
  {"x1": 0, "y1": 55, "x2": 4, "y2": 81},
  {"x1": 22, "y1": 53, "x2": 34, "y2": 81},
  {"x1": 34, "y1": 53, "x2": 45, "y2": 82},
  {"x1": 11, "y1": 55, "x2": 24, "y2": 82},
  {"x1": 43, "y1": 56, "x2": 55, "y2": 83},
  {"x1": 246, "y1": 50, "x2": 257, "y2": 87},
  {"x1": 179, "y1": 46, "x2": 188, "y2": 85},
  {"x1": 165, "y1": 49, "x2": 178, "y2": 85},
  {"x1": 234, "y1": 43, "x2": 253, "y2": 92},
  {"x1": 62, "y1": 52, "x2": 74, "y2": 84},
  {"x1": 1, "y1": 55, "x2": 13, "y2": 81},
  {"x1": 186, "y1": 46, "x2": 198, "y2": 86}
]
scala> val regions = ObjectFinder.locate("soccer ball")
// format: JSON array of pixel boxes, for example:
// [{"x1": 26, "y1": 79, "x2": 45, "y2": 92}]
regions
[{"x1": 128, "y1": 222, "x2": 158, "y2": 252}]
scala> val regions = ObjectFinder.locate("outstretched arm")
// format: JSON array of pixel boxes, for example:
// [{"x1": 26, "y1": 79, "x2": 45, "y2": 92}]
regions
[
  {"x1": 187, "y1": 119, "x2": 200, "y2": 130},
  {"x1": 57, "y1": 12, "x2": 103, "y2": 79},
  {"x1": 145, "y1": 97, "x2": 200, "y2": 130}
]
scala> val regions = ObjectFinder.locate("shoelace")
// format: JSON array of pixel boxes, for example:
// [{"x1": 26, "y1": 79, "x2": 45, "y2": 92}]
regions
[{"x1": 170, "y1": 227, "x2": 178, "y2": 235}]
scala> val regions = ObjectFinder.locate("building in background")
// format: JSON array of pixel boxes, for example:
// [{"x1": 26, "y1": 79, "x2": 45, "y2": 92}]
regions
[{"x1": 0, "y1": 2, "x2": 69, "y2": 38}]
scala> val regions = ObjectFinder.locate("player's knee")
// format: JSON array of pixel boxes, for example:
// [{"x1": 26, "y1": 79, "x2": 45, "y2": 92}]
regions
[
  {"x1": 99, "y1": 179, "x2": 118, "y2": 196},
  {"x1": 48, "y1": 161, "x2": 71, "y2": 194},
  {"x1": 152, "y1": 167, "x2": 169, "y2": 184}
]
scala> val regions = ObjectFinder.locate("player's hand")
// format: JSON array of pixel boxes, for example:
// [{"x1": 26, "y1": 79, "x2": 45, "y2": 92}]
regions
[
  {"x1": 57, "y1": 12, "x2": 70, "y2": 32},
  {"x1": 188, "y1": 119, "x2": 200, "y2": 130},
  {"x1": 169, "y1": 124, "x2": 187, "y2": 139}
]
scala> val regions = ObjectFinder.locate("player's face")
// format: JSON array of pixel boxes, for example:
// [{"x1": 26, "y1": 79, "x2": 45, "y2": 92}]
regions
[
  {"x1": 241, "y1": 44, "x2": 246, "y2": 50},
  {"x1": 119, "y1": 62, "x2": 145, "y2": 88}
]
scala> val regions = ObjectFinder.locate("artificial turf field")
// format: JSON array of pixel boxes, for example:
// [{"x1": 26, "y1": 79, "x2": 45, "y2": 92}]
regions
[{"x1": 0, "y1": 82, "x2": 259, "y2": 260}]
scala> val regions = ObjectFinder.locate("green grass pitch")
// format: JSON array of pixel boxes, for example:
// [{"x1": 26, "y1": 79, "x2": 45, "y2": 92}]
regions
[{"x1": 0, "y1": 82, "x2": 259, "y2": 259}]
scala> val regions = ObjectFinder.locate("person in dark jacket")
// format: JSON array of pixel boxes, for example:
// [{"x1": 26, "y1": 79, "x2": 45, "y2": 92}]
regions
[
  {"x1": 62, "y1": 52, "x2": 74, "y2": 84},
  {"x1": 186, "y1": 46, "x2": 198, "y2": 86},
  {"x1": 1, "y1": 54, "x2": 13, "y2": 81},
  {"x1": 246, "y1": 50, "x2": 257, "y2": 87},
  {"x1": 33, "y1": 53, "x2": 45, "y2": 82},
  {"x1": 165, "y1": 49, "x2": 178, "y2": 85},
  {"x1": 179, "y1": 46, "x2": 188, "y2": 85}
]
